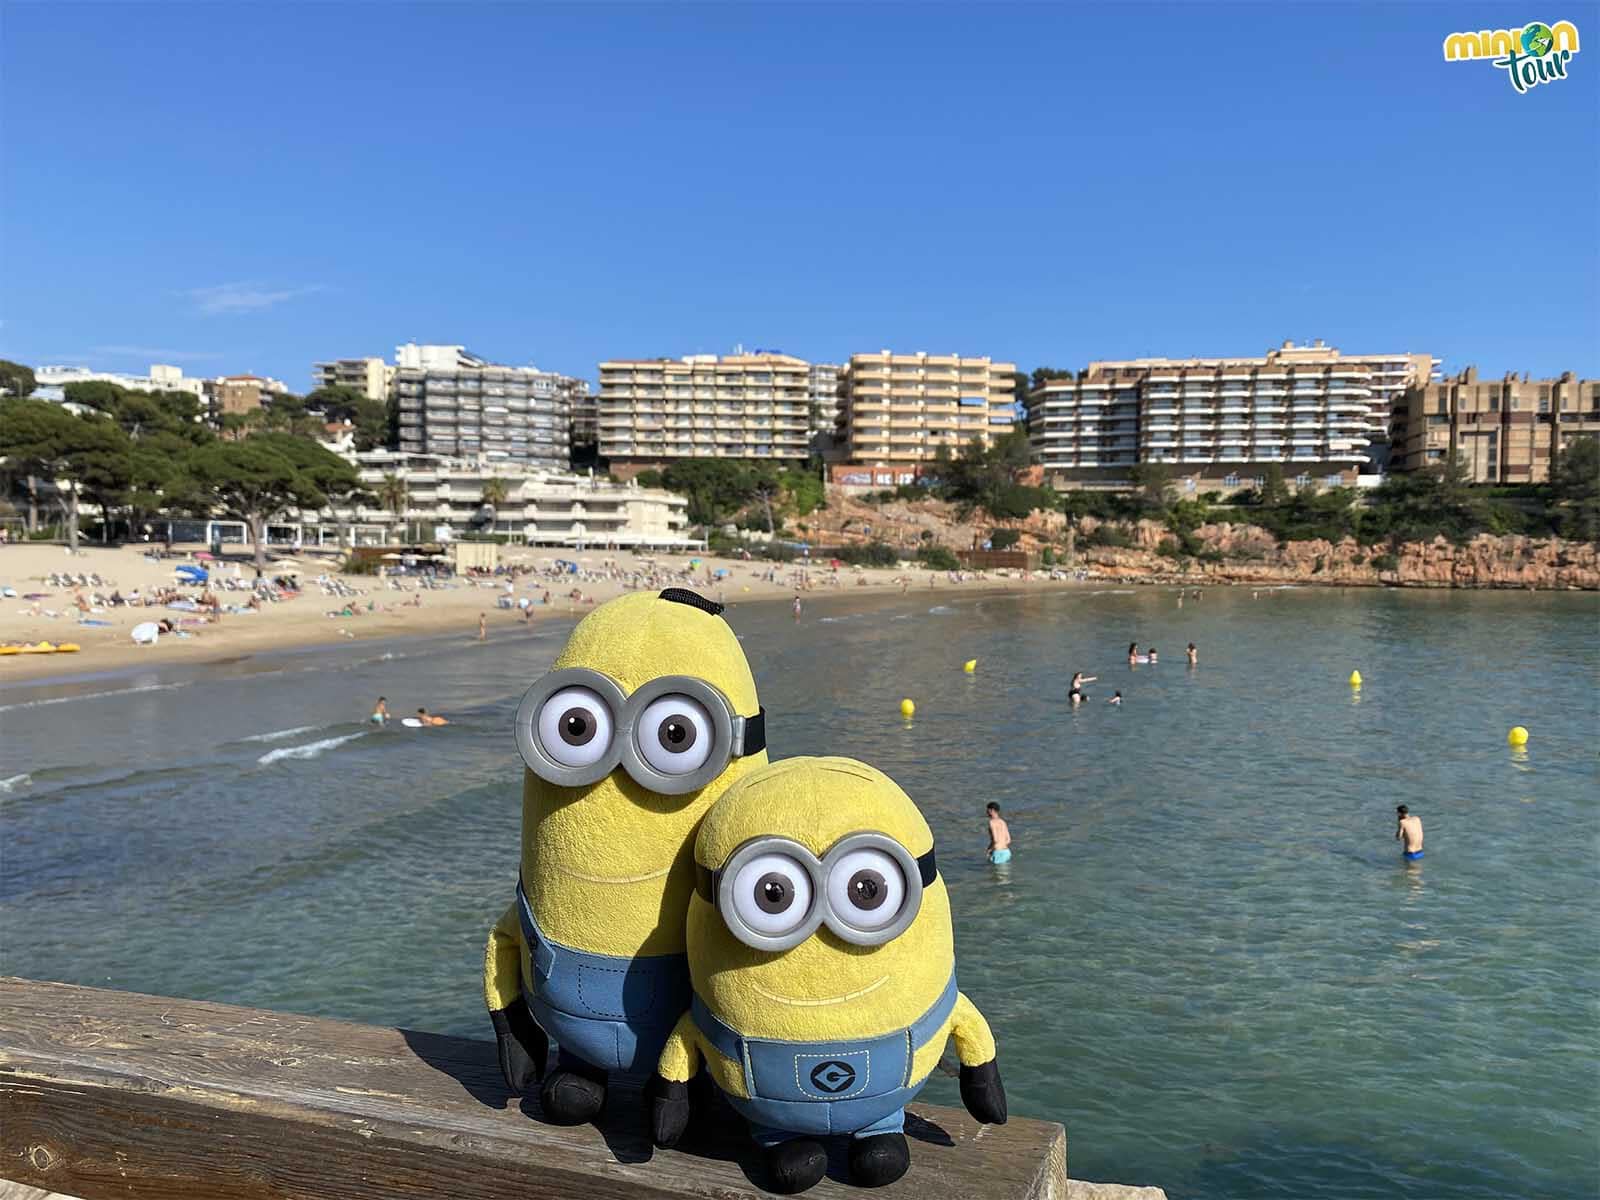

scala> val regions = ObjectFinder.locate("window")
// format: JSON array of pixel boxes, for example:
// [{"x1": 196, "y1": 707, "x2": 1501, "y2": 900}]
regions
[
  {"x1": 1294, "y1": 474, "x2": 1311, "y2": 487},
  {"x1": 1510, "y1": 397, "x2": 1520, "y2": 411},
  {"x1": 1223, "y1": 473, "x2": 1240, "y2": 487},
  {"x1": 1325, "y1": 474, "x2": 1343, "y2": 486},
  {"x1": 1489, "y1": 396, "x2": 1499, "y2": 411}
]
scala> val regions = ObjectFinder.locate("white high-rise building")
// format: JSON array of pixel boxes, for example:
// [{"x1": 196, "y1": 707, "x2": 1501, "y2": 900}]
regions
[{"x1": 393, "y1": 344, "x2": 572, "y2": 470}]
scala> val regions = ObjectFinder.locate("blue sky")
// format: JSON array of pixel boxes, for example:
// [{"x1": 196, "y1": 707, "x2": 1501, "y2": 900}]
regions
[{"x1": 4, "y1": 3, "x2": 1597, "y2": 391}]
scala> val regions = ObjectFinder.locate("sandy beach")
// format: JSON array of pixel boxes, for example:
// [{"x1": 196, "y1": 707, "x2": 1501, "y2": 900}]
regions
[{"x1": 0, "y1": 542, "x2": 1087, "y2": 685}]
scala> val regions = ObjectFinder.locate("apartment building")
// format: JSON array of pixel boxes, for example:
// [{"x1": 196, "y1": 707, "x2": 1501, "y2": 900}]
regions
[
  {"x1": 565, "y1": 378, "x2": 598, "y2": 449},
  {"x1": 393, "y1": 343, "x2": 572, "y2": 470},
  {"x1": 34, "y1": 363, "x2": 211, "y2": 404},
  {"x1": 809, "y1": 362, "x2": 842, "y2": 438},
  {"x1": 312, "y1": 356, "x2": 395, "y2": 401},
  {"x1": 337, "y1": 451, "x2": 694, "y2": 549},
  {"x1": 836, "y1": 351, "x2": 1019, "y2": 465},
  {"x1": 597, "y1": 352, "x2": 811, "y2": 473},
  {"x1": 1391, "y1": 368, "x2": 1600, "y2": 483},
  {"x1": 1028, "y1": 341, "x2": 1439, "y2": 491},
  {"x1": 212, "y1": 374, "x2": 291, "y2": 419}
]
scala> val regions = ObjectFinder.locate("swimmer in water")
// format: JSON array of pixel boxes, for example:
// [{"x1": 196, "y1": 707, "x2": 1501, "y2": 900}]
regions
[
  {"x1": 371, "y1": 696, "x2": 389, "y2": 724},
  {"x1": 1147, "y1": 648, "x2": 1158, "y2": 664},
  {"x1": 1186, "y1": 643, "x2": 1197, "y2": 666},
  {"x1": 1107, "y1": 691, "x2": 1122, "y2": 706},
  {"x1": 986, "y1": 802, "x2": 1012, "y2": 864},
  {"x1": 1396, "y1": 805, "x2": 1424, "y2": 861},
  {"x1": 416, "y1": 707, "x2": 450, "y2": 727},
  {"x1": 1069, "y1": 670, "x2": 1097, "y2": 705}
]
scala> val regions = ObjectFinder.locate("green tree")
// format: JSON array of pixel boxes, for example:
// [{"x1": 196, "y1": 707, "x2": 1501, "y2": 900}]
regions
[
  {"x1": 0, "y1": 360, "x2": 36, "y2": 398},
  {"x1": 306, "y1": 386, "x2": 389, "y2": 451},
  {"x1": 1260, "y1": 462, "x2": 1290, "y2": 507},
  {"x1": 1127, "y1": 462, "x2": 1174, "y2": 514},
  {"x1": 1549, "y1": 435, "x2": 1600, "y2": 542},
  {"x1": 661, "y1": 458, "x2": 760, "y2": 531},
  {"x1": 989, "y1": 528, "x2": 1020, "y2": 550},
  {"x1": 480, "y1": 477, "x2": 511, "y2": 508},
  {"x1": 377, "y1": 473, "x2": 409, "y2": 516},
  {"x1": 187, "y1": 433, "x2": 362, "y2": 569},
  {"x1": 1029, "y1": 366, "x2": 1076, "y2": 388},
  {"x1": 0, "y1": 399, "x2": 130, "y2": 550}
]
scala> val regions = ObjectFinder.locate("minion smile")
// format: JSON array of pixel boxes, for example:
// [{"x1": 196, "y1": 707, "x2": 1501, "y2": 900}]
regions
[
  {"x1": 556, "y1": 863, "x2": 674, "y2": 884},
  {"x1": 749, "y1": 975, "x2": 889, "y2": 1007}
]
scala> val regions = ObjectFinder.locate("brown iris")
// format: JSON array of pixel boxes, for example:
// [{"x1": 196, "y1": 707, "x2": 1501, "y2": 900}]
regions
[
  {"x1": 559, "y1": 707, "x2": 596, "y2": 746},
  {"x1": 847, "y1": 869, "x2": 887, "y2": 911}
]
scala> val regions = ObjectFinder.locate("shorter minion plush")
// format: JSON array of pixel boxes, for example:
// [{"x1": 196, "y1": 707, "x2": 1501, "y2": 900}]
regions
[{"x1": 649, "y1": 757, "x2": 1006, "y2": 1192}]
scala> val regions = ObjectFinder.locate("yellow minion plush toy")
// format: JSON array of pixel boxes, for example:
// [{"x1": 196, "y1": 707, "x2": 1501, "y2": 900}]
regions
[
  {"x1": 483, "y1": 588, "x2": 767, "y2": 1124},
  {"x1": 649, "y1": 756, "x2": 1006, "y2": 1192}
]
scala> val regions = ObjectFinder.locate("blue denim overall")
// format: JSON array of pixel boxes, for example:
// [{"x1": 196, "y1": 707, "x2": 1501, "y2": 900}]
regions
[
  {"x1": 690, "y1": 972, "x2": 958, "y2": 1145},
  {"x1": 516, "y1": 877, "x2": 691, "y2": 1076}
]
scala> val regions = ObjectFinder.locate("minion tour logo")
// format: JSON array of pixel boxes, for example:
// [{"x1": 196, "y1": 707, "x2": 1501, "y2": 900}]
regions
[{"x1": 1443, "y1": 20, "x2": 1580, "y2": 93}]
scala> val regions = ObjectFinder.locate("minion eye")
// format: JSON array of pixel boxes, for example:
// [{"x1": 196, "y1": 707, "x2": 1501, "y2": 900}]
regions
[
  {"x1": 636, "y1": 694, "x2": 713, "y2": 776},
  {"x1": 827, "y1": 848, "x2": 907, "y2": 932},
  {"x1": 730, "y1": 853, "x2": 813, "y2": 938},
  {"x1": 537, "y1": 687, "x2": 615, "y2": 769}
]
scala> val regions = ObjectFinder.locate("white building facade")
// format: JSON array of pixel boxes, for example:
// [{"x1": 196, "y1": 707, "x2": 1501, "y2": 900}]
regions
[
  {"x1": 393, "y1": 343, "x2": 574, "y2": 470},
  {"x1": 333, "y1": 451, "x2": 696, "y2": 549}
]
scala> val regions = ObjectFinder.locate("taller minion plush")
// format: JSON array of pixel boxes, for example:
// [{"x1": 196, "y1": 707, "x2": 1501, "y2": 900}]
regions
[
  {"x1": 649, "y1": 756, "x2": 1006, "y2": 1192},
  {"x1": 483, "y1": 588, "x2": 767, "y2": 1124}
]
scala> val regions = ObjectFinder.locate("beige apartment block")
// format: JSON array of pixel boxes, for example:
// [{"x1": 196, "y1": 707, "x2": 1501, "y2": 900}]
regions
[
  {"x1": 313, "y1": 357, "x2": 396, "y2": 401},
  {"x1": 1392, "y1": 368, "x2": 1600, "y2": 483},
  {"x1": 837, "y1": 351, "x2": 1019, "y2": 465},
  {"x1": 597, "y1": 353, "x2": 811, "y2": 471},
  {"x1": 1028, "y1": 341, "x2": 1439, "y2": 491}
]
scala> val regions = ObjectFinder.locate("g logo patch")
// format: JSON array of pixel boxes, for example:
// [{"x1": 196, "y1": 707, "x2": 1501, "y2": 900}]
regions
[{"x1": 809, "y1": 1060, "x2": 857, "y2": 1094}]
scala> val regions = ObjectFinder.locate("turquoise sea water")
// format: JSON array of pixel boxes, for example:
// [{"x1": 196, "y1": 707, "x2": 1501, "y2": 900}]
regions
[{"x1": 2, "y1": 585, "x2": 1596, "y2": 1197}]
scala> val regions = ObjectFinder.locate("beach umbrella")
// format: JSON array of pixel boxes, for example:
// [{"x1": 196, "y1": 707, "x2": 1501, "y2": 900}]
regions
[
  {"x1": 381, "y1": 553, "x2": 404, "y2": 560},
  {"x1": 193, "y1": 551, "x2": 214, "y2": 561}
]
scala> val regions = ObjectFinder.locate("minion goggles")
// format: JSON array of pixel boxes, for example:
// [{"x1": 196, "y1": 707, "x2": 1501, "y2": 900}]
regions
[
  {"x1": 696, "y1": 832, "x2": 939, "y2": 952},
  {"x1": 515, "y1": 668, "x2": 766, "y2": 795}
]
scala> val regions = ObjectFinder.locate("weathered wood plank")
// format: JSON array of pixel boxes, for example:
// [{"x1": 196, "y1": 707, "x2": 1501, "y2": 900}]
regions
[{"x1": 0, "y1": 978, "x2": 1067, "y2": 1199}]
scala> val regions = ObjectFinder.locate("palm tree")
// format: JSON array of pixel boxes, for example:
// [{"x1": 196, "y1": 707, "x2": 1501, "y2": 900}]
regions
[
  {"x1": 376, "y1": 473, "x2": 408, "y2": 542},
  {"x1": 378, "y1": 473, "x2": 409, "y2": 516},
  {"x1": 480, "y1": 477, "x2": 510, "y2": 508}
]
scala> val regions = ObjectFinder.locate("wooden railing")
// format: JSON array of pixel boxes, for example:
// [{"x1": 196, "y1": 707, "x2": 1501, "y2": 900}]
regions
[{"x1": 0, "y1": 978, "x2": 1067, "y2": 1199}]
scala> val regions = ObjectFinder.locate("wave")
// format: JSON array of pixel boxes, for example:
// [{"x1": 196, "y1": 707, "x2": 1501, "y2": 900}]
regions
[
  {"x1": 256, "y1": 732, "x2": 366, "y2": 766},
  {"x1": 0, "y1": 681, "x2": 190, "y2": 713},
  {"x1": 0, "y1": 773, "x2": 30, "y2": 792},
  {"x1": 1091, "y1": 589, "x2": 1136, "y2": 595},
  {"x1": 239, "y1": 724, "x2": 321, "y2": 744},
  {"x1": 928, "y1": 605, "x2": 957, "y2": 615}
]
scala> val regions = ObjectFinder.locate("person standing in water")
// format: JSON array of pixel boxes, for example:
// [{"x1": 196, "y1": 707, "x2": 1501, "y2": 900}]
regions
[
  {"x1": 371, "y1": 696, "x2": 389, "y2": 724},
  {"x1": 792, "y1": 593, "x2": 802, "y2": 619},
  {"x1": 1127, "y1": 642, "x2": 1139, "y2": 664},
  {"x1": 1069, "y1": 670, "x2": 1097, "y2": 705},
  {"x1": 986, "y1": 802, "x2": 1012, "y2": 864},
  {"x1": 1186, "y1": 643, "x2": 1198, "y2": 666},
  {"x1": 477, "y1": 612, "x2": 487, "y2": 641},
  {"x1": 1396, "y1": 805, "x2": 1424, "y2": 861}
]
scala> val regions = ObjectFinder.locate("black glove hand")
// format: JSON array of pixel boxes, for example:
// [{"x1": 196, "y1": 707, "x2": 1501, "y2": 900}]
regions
[
  {"x1": 959, "y1": 1059, "x2": 1008, "y2": 1125},
  {"x1": 647, "y1": 1073, "x2": 691, "y2": 1148},
  {"x1": 489, "y1": 1003, "x2": 547, "y2": 1095}
]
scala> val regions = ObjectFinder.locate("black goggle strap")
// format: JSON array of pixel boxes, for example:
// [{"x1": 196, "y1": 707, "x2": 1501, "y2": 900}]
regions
[
  {"x1": 731, "y1": 707, "x2": 766, "y2": 758},
  {"x1": 695, "y1": 845, "x2": 936, "y2": 910}
]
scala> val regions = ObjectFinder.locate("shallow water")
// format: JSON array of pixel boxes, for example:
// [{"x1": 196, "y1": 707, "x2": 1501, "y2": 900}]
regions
[{"x1": 3, "y1": 586, "x2": 1597, "y2": 1197}]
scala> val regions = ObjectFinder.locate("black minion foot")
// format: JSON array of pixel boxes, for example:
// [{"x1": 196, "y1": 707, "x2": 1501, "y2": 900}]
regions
[
  {"x1": 539, "y1": 1065, "x2": 607, "y2": 1125},
  {"x1": 766, "y1": 1137, "x2": 828, "y2": 1193},
  {"x1": 849, "y1": 1132, "x2": 910, "y2": 1187}
]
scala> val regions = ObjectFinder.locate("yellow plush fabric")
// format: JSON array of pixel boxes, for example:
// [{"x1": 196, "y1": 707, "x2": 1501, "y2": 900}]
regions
[
  {"x1": 483, "y1": 903, "x2": 522, "y2": 1012},
  {"x1": 481, "y1": 590, "x2": 766, "y2": 1018},
  {"x1": 683, "y1": 757, "x2": 959, "y2": 1046}
]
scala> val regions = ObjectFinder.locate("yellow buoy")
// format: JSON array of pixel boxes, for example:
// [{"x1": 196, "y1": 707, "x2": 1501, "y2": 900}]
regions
[
  {"x1": 900, "y1": 698, "x2": 916, "y2": 719},
  {"x1": 963, "y1": 659, "x2": 977, "y2": 673},
  {"x1": 1508, "y1": 725, "x2": 1529, "y2": 746},
  {"x1": 1349, "y1": 670, "x2": 1362, "y2": 687}
]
